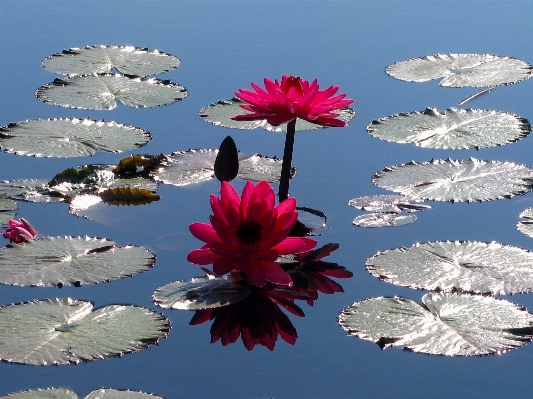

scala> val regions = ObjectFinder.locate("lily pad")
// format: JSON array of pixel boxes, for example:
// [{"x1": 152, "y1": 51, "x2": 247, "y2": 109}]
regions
[
  {"x1": 348, "y1": 195, "x2": 430, "y2": 213},
  {"x1": 517, "y1": 208, "x2": 533, "y2": 238},
  {"x1": 366, "y1": 108, "x2": 531, "y2": 149},
  {"x1": 367, "y1": 240, "x2": 533, "y2": 294},
  {"x1": 0, "y1": 179, "x2": 65, "y2": 203},
  {"x1": 386, "y1": 53, "x2": 533, "y2": 87},
  {"x1": 0, "y1": 195, "x2": 17, "y2": 224},
  {"x1": 42, "y1": 45, "x2": 181, "y2": 76},
  {"x1": 199, "y1": 98, "x2": 356, "y2": 132},
  {"x1": 1, "y1": 388, "x2": 77, "y2": 399},
  {"x1": 373, "y1": 158, "x2": 533, "y2": 202},
  {"x1": 36, "y1": 74, "x2": 187, "y2": 110},
  {"x1": 352, "y1": 213, "x2": 417, "y2": 227},
  {"x1": 0, "y1": 118, "x2": 151, "y2": 158},
  {"x1": 338, "y1": 292, "x2": 533, "y2": 356},
  {"x1": 85, "y1": 389, "x2": 165, "y2": 399},
  {"x1": 153, "y1": 275, "x2": 252, "y2": 310},
  {"x1": 0, "y1": 236, "x2": 155, "y2": 287},
  {"x1": 0, "y1": 297, "x2": 169, "y2": 365}
]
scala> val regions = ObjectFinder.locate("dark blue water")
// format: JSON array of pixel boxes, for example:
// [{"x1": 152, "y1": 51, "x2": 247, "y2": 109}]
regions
[{"x1": 1, "y1": 1, "x2": 533, "y2": 398}]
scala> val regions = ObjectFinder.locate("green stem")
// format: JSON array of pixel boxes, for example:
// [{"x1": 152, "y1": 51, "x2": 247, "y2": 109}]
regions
[{"x1": 278, "y1": 118, "x2": 296, "y2": 202}]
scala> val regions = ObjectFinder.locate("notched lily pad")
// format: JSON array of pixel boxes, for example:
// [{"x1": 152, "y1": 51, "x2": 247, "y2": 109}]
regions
[
  {"x1": 36, "y1": 74, "x2": 187, "y2": 110},
  {"x1": 348, "y1": 195, "x2": 430, "y2": 213},
  {"x1": 153, "y1": 275, "x2": 252, "y2": 310},
  {"x1": 0, "y1": 297, "x2": 170, "y2": 365},
  {"x1": 367, "y1": 107, "x2": 531, "y2": 150},
  {"x1": 367, "y1": 240, "x2": 533, "y2": 294},
  {"x1": 339, "y1": 292, "x2": 533, "y2": 356},
  {"x1": 42, "y1": 45, "x2": 181, "y2": 76},
  {"x1": 352, "y1": 213, "x2": 417, "y2": 227},
  {"x1": 0, "y1": 118, "x2": 151, "y2": 158},
  {"x1": 0, "y1": 236, "x2": 155, "y2": 287},
  {"x1": 386, "y1": 53, "x2": 533, "y2": 87},
  {"x1": 373, "y1": 158, "x2": 533, "y2": 202},
  {"x1": 517, "y1": 208, "x2": 533, "y2": 238},
  {"x1": 199, "y1": 98, "x2": 355, "y2": 132}
]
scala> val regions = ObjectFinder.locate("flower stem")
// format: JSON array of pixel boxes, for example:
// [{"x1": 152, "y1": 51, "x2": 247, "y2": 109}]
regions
[{"x1": 278, "y1": 118, "x2": 296, "y2": 202}]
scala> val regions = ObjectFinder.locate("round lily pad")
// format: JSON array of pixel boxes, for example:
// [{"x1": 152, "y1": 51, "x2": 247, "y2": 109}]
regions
[
  {"x1": 348, "y1": 195, "x2": 430, "y2": 213},
  {"x1": 1, "y1": 388, "x2": 77, "y2": 399},
  {"x1": 517, "y1": 208, "x2": 533, "y2": 238},
  {"x1": 352, "y1": 213, "x2": 417, "y2": 227}
]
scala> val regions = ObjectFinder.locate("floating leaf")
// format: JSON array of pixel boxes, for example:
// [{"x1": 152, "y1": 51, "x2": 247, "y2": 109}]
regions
[
  {"x1": 0, "y1": 179, "x2": 65, "y2": 203},
  {"x1": 0, "y1": 195, "x2": 18, "y2": 223},
  {"x1": 352, "y1": 213, "x2": 417, "y2": 227},
  {"x1": 373, "y1": 158, "x2": 533, "y2": 202},
  {"x1": 0, "y1": 297, "x2": 169, "y2": 365},
  {"x1": 1, "y1": 388, "x2": 78, "y2": 399},
  {"x1": 339, "y1": 292, "x2": 533, "y2": 356},
  {"x1": 0, "y1": 118, "x2": 151, "y2": 158},
  {"x1": 367, "y1": 241, "x2": 533, "y2": 294},
  {"x1": 199, "y1": 98, "x2": 355, "y2": 132},
  {"x1": 238, "y1": 154, "x2": 294, "y2": 182},
  {"x1": 348, "y1": 195, "x2": 430, "y2": 213},
  {"x1": 36, "y1": 74, "x2": 187, "y2": 110},
  {"x1": 99, "y1": 187, "x2": 160, "y2": 205},
  {"x1": 366, "y1": 108, "x2": 531, "y2": 149},
  {"x1": 85, "y1": 389, "x2": 165, "y2": 399},
  {"x1": 113, "y1": 154, "x2": 164, "y2": 176},
  {"x1": 153, "y1": 275, "x2": 252, "y2": 310},
  {"x1": 386, "y1": 53, "x2": 533, "y2": 87},
  {"x1": 42, "y1": 45, "x2": 181, "y2": 76},
  {"x1": 517, "y1": 208, "x2": 533, "y2": 238},
  {"x1": 0, "y1": 236, "x2": 155, "y2": 287}
]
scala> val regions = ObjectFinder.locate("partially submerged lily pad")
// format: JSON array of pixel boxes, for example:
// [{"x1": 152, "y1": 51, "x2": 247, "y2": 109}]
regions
[
  {"x1": 153, "y1": 275, "x2": 252, "y2": 310},
  {"x1": 199, "y1": 98, "x2": 355, "y2": 132},
  {"x1": 99, "y1": 187, "x2": 160, "y2": 205},
  {"x1": 0, "y1": 195, "x2": 17, "y2": 224},
  {"x1": 373, "y1": 158, "x2": 533, "y2": 202},
  {"x1": 0, "y1": 297, "x2": 169, "y2": 365},
  {"x1": 348, "y1": 195, "x2": 430, "y2": 213},
  {"x1": 42, "y1": 45, "x2": 181, "y2": 76},
  {"x1": 517, "y1": 208, "x2": 533, "y2": 238},
  {"x1": 0, "y1": 179, "x2": 64, "y2": 203},
  {"x1": 352, "y1": 213, "x2": 417, "y2": 227},
  {"x1": 36, "y1": 74, "x2": 187, "y2": 110},
  {"x1": 0, "y1": 118, "x2": 151, "y2": 158},
  {"x1": 366, "y1": 107, "x2": 531, "y2": 149},
  {"x1": 367, "y1": 240, "x2": 533, "y2": 294},
  {"x1": 1, "y1": 388, "x2": 78, "y2": 399},
  {"x1": 0, "y1": 236, "x2": 155, "y2": 287},
  {"x1": 386, "y1": 53, "x2": 533, "y2": 87},
  {"x1": 339, "y1": 292, "x2": 533, "y2": 356}
]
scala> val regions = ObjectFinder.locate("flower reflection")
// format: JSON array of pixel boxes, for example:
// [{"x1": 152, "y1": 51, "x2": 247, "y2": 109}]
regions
[
  {"x1": 187, "y1": 180, "x2": 316, "y2": 287},
  {"x1": 2, "y1": 218, "x2": 38, "y2": 243},
  {"x1": 232, "y1": 76, "x2": 354, "y2": 127}
]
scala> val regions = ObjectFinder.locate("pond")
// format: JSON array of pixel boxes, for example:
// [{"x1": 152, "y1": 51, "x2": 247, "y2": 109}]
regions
[{"x1": 1, "y1": 1, "x2": 533, "y2": 398}]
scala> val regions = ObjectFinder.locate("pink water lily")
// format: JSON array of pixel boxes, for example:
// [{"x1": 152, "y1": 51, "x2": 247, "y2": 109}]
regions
[
  {"x1": 2, "y1": 218, "x2": 38, "y2": 243},
  {"x1": 231, "y1": 75, "x2": 354, "y2": 127},
  {"x1": 187, "y1": 181, "x2": 316, "y2": 287}
]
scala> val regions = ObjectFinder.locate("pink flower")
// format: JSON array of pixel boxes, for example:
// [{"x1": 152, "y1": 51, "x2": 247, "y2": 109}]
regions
[
  {"x1": 2, "y1": 218, "x2": 38, "y2": 243},
  {"x1": 231, "y1": 76, "x2": 354, "y2": 127},
  {"x1": 187, "y1": 181, "x2": 316, "y2": 287}
]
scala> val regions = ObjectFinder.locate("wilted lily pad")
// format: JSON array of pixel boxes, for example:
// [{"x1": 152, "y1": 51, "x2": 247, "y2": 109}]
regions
[
  {"x1": 36, "y1": 74, "x2": 187, "y2": 110},
  {"x1": 0, "y1": 118, "x2": 151, "y2": 158},
  {"x1": 352, "y1": 213, "x2": 417, "y2": 227},
  {"x1": 199, "y1": 99, "x2": 355, "y2": 132},
  {"x1": 153, "y1": 275, "x2": 252, "y2": 310},
  {"x1": 386, "y1": 53, "x2": 533, "y2": 87},
  {"x1": 517, "y1": 208, "x2": 533, "y2": 238},
  {"x1": 348, "y1": 195, "x2": 430, "y2": 213},
  {"x1": 1, "y1": 388, "x2": 78, "y2": 399},
  {"x1": 367, "y1": 240, "x2": 533, "y2": 294},
  {"x1": 0, "y1": 236, "x2": 155, "y2": 287},
  {"x1": 0, "y1": 297, "x2": 169, "y2": 365},
  {"x1": 42, "y1": 45, "x2": 181, "y2": 76},
  {"x1": 367, "y1": 108, "x2": 531, "y2": 149},
  {"x1": 373, "y1": 158, "x2": 533, "y2": 202},
  {"x1": 339, "y1": 292, "x2": 533, "y2": 356}
]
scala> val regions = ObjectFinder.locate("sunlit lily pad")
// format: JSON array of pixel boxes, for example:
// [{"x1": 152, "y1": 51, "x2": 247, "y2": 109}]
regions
[
  {"x1": 85, "y1": 389, "x2": 165, "y2": 399},
  {"x1": 0, "y1": 179, "x2": 65, "y2": 203},
  {"x1": 42, "y1": 45, "x2": 181, "y2": 76},
  {"x1": 517, "y1": 208, "x2": 533, "y2": 238},
  {"x1": 1, "y1": 388, "x2": 78, "y2": 399},
  {"x1": 367, "y1": 107, "x2": 531, "y2": 149},
  {"x1": 0, "y1": 297, "x2": 169, "y2": 365},
  {"x1": 373, "y1": 158, "x2": 533, "y2": 202},
  {"x1": 386, "y1": 53, "x2": 533, "y2": 87},
  {"x1": 0, "y1": 236, "x2": 155, "y2": 287},
  {"x1": 0, "y1": 195, "x2": 17, "y2": 224},
  {"x1": 352, "y1": 213, "x2": 417, "y2": 227},
  {"x1": 0, "y1": 118, "x2": 151, "y2": 158},
  {"x1": 339, "y1": 292, "x2": 533, "y2": 356},
  {"x1": 348, "y1": 195, "x2": 430, "y2": 213},
  {"x1": 36, "y1": 74, "x2": 187, "y2": 110},
  {"x1": 367, "y1": 240, "x2": 533, "y2": 294},
  {"x1": 199, "y1": 98, "x2": 355, "y2": 132},
  {"x1": 153, "y1": 275, "x2": 252, "y2": 310}
]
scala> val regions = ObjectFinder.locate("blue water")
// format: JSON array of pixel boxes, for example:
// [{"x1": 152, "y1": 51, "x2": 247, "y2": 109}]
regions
[{"x1": 1, "y1": 1, "x2": 533, "y2": 398}]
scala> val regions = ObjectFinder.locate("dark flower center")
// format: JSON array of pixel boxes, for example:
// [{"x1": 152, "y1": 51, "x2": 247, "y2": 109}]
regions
[{"x1": 236, "y1": 220, "x2": 262, "y2": 248}]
